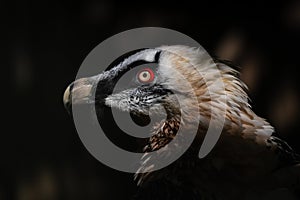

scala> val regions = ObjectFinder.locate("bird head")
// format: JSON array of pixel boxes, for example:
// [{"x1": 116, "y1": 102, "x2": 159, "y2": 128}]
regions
[{"x1": 63, "y1": 45, "x2": 250, "y2": 151}]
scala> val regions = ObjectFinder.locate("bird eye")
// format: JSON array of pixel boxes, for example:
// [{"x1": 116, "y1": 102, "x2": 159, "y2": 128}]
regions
[{"x1": 137, "y1": 68, "x2": 155, "y2": 83}]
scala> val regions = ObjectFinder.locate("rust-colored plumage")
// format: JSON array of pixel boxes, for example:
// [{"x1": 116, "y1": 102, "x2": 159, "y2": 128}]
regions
[{"x1": 64, "y1": 45, "x2": 300, "y2": 200}]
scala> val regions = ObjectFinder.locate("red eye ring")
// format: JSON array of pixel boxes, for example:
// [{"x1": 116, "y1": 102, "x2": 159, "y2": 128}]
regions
[{"x1": 137, "y1": 68, "x2": 155, "y2": 83}]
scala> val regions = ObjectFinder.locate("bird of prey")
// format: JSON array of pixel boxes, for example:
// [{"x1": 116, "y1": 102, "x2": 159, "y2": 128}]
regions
[{"x1": 64, "y1": 45, "x2": 300, "y2": 200}]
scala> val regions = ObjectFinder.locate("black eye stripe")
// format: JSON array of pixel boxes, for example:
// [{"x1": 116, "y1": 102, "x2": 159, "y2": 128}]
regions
[
  {"x1": 105, "y1": 49, "x2": 161, "y2": 73},
  {"x1": 105, "y1": 48, "x2": 148, "y2": 72},
  {"x1": 154, "y1": 50, "x2": 161, "y2": 62},
  {"x1": 96, "y1": 49, "x2": 161, "y2": 101},
  {"x1": 103, "y1": 49, "x2": 161, "y2": 85}
]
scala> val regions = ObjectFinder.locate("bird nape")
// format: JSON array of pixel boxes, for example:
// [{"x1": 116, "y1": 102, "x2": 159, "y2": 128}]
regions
[{"x1": 63, "y1": 45, "x2": 300, "y2": 200}]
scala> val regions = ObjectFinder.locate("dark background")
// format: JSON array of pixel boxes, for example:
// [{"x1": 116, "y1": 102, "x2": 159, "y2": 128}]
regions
[{"x1": 4, "y1": 0, "x2": 300, "y2": 199}]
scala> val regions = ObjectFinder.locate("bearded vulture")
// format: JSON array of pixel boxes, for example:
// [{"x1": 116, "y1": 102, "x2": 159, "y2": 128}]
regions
[{"x1": 64, "y1": 45, "x2": 300, "y2": 200}]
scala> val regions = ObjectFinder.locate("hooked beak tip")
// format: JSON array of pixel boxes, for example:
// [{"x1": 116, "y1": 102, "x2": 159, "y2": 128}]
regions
[
  {"x1": 63, "y1": 77, "x2": 95, "y2": 114},
  {"x1": 63, "y1": 83, "x2": 73, "y2": 114}
]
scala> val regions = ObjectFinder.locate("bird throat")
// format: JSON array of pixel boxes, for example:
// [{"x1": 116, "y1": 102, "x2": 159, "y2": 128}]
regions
[{"x1": 144, "y1": 118, "x2": 180, "y2": 152}]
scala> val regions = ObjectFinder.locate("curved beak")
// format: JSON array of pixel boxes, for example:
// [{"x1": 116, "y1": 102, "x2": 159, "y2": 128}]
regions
[{"x1": 63, "y1": 77, "x2": 97, "y2": 113}]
